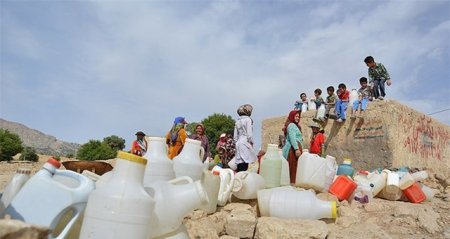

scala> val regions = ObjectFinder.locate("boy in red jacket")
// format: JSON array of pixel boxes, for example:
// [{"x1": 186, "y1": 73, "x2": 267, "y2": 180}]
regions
[{"x1": 335, "y1": 83, "x2": 350, "y2": 123}]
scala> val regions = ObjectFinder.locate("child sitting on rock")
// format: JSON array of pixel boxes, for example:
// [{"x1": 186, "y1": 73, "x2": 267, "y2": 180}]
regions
[
  {"x1": 294, "y1": 92, "x2": 308, "y2": 112},
  {"x1": 335, "y1": 83, "x2": 350, "y2": 123},
  {"x1": 351, "y1": 77, "x2": 371, "y2": 119}
]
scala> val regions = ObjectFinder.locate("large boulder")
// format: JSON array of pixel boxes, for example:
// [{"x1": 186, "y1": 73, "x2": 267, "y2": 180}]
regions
[{"x1": 261, "y1": 100, "x2": 450, "y2": 175}]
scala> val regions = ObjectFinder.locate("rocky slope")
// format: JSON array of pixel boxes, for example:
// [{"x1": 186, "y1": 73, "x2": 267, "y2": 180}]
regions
[{"x1": 0, "y1": 118, "x2": 79, "y2": 157}]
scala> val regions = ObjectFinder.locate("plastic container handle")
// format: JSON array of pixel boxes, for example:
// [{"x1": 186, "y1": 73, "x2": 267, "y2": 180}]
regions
[
  {"x1": 232, "y1": 178, "x2": 243, "y2": 192},
  {"x1": 199, "y1": 147, "x2": 205, "y2": 160},
  {"x1": 52, "y1": 203, "x2": 84, "y2": 239},
  {"x1": 168, "y1": 176, "x2": 194, "y2": 185},
  {"x1": 54, "y1": 170, "x2": 94, "y2": 192}
]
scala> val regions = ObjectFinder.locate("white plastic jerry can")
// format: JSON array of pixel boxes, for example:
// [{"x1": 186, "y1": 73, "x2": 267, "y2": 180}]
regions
[
  {"x1": 295, "y1": 152, "x2": 327, "y2": 192},
  {"x1": 173, "y1": 138, "x2": 205, "y2": 181},
  {"x1": 232, "y1": 171, "x2": 266, "y2": 200},
  {"x1": 2, "y1": 158, "x2": 95, "y2": 239},
  {"x1": 143, "y1": 137, "x2": 175, "y2": 186},
  {"x1": 260, "y1": 144, "x2": 282, "y2": 188},
  {"x1": 199, "y1": 170, "x2": 220, "y2": 214},
  {"x1": 0, "y1": 167, "x2": 31, "y2": 212},
  {"x1": 80, "y1": 152, "x2": 154, "y2": 239},
  {"x1": 278, "y1": 149, "x2": 290, "y2": 186}
]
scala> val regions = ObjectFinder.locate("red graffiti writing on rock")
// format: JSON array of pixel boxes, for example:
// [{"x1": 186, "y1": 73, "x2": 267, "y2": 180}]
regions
[{"x1": 400, "y1": 110, "x2": 450, "y2": 160}]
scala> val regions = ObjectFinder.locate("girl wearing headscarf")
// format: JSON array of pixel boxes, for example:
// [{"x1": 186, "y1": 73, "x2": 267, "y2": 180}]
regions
[
  {"x1": 233, "y1": 104, "x2": 257, "y2": 172},
  {"x1": 166, "y1": 116, "x2": 188, "y2": 159},
  {"x1": 282, "y1": 110, "x2": 303, "y2": 184},
  {"x1": 189, "y1": 123, "x2": 210, "y2": 161}
]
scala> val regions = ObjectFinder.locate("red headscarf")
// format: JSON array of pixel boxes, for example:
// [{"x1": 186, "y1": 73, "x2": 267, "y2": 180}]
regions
[{"x1": 283, "y1": 110, "x2": 301, "y2": 135}]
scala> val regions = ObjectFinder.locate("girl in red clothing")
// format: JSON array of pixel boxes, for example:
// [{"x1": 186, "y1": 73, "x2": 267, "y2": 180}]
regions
[{"x1": 309, "y1": 122, "x2": 325, "y2": 156}]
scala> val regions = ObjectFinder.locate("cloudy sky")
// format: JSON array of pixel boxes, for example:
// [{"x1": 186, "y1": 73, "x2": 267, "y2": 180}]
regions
[{"x1": 1, "y1": 0, "x2": 449, "y2": 150}]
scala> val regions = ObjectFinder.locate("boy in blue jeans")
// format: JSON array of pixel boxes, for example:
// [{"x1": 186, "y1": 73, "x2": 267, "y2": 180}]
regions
[
  {"x1": 351, "y1": 77, "x2": 371, "y2": 119},
  {"x1": 364, "y1": 56, "x2": 391, "y2": 100},
  {"x1": 335, "y1": 83, "x2": 349, "y2": 123}
]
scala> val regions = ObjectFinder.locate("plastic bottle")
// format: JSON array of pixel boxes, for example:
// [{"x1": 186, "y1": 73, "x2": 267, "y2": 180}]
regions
[
  {"x1": 199, "y1": 170, "x2": 220, "y2": 214},
  {"x1": 278, "y1": 149, "x2": 290, "y2": 186},
  {"x1": 323, "y1": 155, "x2": 337, "y2": 192},
  {"x1": 3, "y1": 158, "x2": 94, "y2": 239},
  {"x1": 419, "y1": 183, "x2": 435, "y2": 202},
  {"x1": 349, "y1": 89, "x2": 358, "y2": 109},
  {"x1": 411, "y1": 171, "x2": 428, "y2": 182},
  {"x1": 80, "y1": 152, "x2": 154, "y2": 239},
  {"x1": 328, "y1": 175, "x2": 357, "y2": 201},
  {"x1": 211, "y1": 166, "x2": 235, "y2": 206},
  {"x1": 0, "y1": 167, "x2": 31, "y2": 210},
  {"x1": 147, "y1": 176, "x2": 208, "y2": 238},
  {"x1": 295, "y1": 151, "x2": 327, "y2": 192},
  {"x1": 316, "y1": 104, "x2": 326, "y2": 120},
  {"x1": 232, "y1": 171, "x2": 266, "y2": 200},
  {"x1": 173, "y1": 138, "x2": 205, "y2": 181},
  {"x1": 367, "y1": 170, "x2": 387, "y2": 196},
  {"x1": 144, "y1": 137, "x2": 175, "y2": 186},
  {"x1": 385, "y1": 170, "x2": 400, "y2": 194},
  {"x1": 259, "y1": 144, "x2": 282, "y2": 188},
  {"x1": 399, "y1": 173, "x2": 415, "y2": 190},
  {"x1": 336, "y1": 158, "x2": 355, "y2": 178},
  {"x1": 269, "y1": 190, "x2": 337, "y2": 220},
  {"x1": 351, "y1": 182, "x2": 373, "y2": 204},
  {"x1": 257, "y1": 186, "x2": 296, "y2": 217},
  {"x1": 308, "y1": 97, "x2": 316, "y2": 111}
]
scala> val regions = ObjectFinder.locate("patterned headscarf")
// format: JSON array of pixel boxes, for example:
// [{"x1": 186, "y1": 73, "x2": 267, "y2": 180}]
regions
[
  {"x1": 237, "y1": 104, "x2": 253, "y2": 116},
  {"x1": 170, "y1": 116, "x2": 187, "y2": 142},
  {"x1": 283, "y1": 110, "x2": 301, "y2": 135}
]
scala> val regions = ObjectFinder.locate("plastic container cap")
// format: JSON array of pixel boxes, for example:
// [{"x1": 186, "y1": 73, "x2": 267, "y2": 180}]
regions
[
  {"x1": 117, "y1": 151, "x2": 147, "y2": 165},
  {"x1": 343, "y1": 159, "x2": 352, "y2": 165},
  {"x1": 331, "y1": 201, "x2": 337, "y2": 219},
  {"x1": 47, "y1": 158, "x2": 61, "y2": 168},
  {"x1": 212, "y1": 171, "x2": 220, "y2": 175}
]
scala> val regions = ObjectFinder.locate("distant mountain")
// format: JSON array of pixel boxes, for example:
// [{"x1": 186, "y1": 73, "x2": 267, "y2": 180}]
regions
[{"x1": 0, "y1": 118, "x2": 80, "y2": 156}]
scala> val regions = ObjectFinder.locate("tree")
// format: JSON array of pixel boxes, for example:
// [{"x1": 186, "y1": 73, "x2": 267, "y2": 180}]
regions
[
  {"x1": 76, "y1": 140, "x2": 117, "y2": 161},
  {"x1": 19, "y1": 146, "x2": 39, "y2": 162},
  {"x1": 0, "y1": 129, "x2": 23, "y2": 161},
  {"x1": 201, "y1": 113, "x2": 235, "y2": 156},
  {"x1": 103, "y1": 135, "x2": 126, "y2": 151}
]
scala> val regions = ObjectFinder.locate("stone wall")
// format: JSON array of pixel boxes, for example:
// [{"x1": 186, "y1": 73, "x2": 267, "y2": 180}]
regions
[{"x1": 261, "y1": 100, "x2": 450, "y2": 175}]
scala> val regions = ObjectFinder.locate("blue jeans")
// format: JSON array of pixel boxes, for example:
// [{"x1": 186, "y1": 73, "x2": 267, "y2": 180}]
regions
[
  {"x1": 373, "y1": 79, "x2": 386, "y2": 99},
  {"x1": 335, "y1": 100, "x2": 348, "y2": 120},
  {"x1": 353, "y1": 98, "x2": 369, "y2": 111}
]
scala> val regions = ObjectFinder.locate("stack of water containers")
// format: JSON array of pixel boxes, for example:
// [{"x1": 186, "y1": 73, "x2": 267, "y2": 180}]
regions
[{"x1": 1, "y1": 158, "x2": 95, "y2": 239}]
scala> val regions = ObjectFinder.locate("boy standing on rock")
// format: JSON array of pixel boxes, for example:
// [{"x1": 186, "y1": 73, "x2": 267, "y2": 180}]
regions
[{"x1": 364, "y1": 56, "x2": 392, "y2": 100}]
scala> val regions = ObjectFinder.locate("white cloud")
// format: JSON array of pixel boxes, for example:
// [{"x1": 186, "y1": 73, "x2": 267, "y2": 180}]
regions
[{"x1": 1, "y1": 0, "x2": 448, "y2": 149}]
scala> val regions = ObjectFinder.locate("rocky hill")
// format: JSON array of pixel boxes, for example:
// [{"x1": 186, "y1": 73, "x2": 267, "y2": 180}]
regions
[{"x1": 0, "y1": 118, "x2": 79, "y2": 156}]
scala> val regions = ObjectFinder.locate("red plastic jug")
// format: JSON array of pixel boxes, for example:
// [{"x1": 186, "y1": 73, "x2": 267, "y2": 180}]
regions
[
  {"x1": 402, "y1": 182, "x2": 426, "y2": 203},
  {"x1": 329, "y1": 175, "x2": 357, "y2": 201}
]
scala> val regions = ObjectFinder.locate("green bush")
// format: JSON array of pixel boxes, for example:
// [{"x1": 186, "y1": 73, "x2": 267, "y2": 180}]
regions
[
  {"x1": 201, "y1": 113, "x2": 235, "y2": 156},
  {"x1": 77, "y1": 140, "x2": 117, "y2": 161},
  {"x1": 0, "y1": 129, "x2": 23, "y2": 161},
  {"x1": 103, "y1": 135, "x2": 126, "y2": 151},
  {"x1": 65, "y1": 153, "x2": 74, "y2": 158},
  {"x1": 19, "y1": 147, "x2": 39, "y2": 162},
  {"x1": 53, "y1": 155, "x2": 61, "y2": 161}
]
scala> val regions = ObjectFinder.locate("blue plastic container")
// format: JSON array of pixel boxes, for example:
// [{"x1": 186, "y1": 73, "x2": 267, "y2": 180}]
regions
[{"x1": 336, "y1": 159, "x2": 355, "y2": 178}]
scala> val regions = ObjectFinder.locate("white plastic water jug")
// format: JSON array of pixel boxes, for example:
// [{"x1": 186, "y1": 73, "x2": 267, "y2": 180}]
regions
[
  {"x1": 399, "y1": 173, "x2": 415, "y2": 190},
  {"x1": 316, "y1": 104, "x2": 326, "y2": 119},
  {"x1": 211, "y1": 166, "x2": 235, "y2": 206},
  {"x1": 349, "y1": 89, "x2": 358, "y2": 108},
  {"x1": 411, "y1": 171, "x2": 428, "y2": 182},
  {"x1": 3, "y1": 158, "x2": 94, "y2": 239},
  {"x1": 260, "y1": 144, "x2": 282, "y2": 188},
  {"x1": 257, "y1": 186, "x2": 296, "y2": 217},
  {"x1": 199, "y1": 170, "x2": 220, "y2": 214},
  {"x1": 295, "y1": 152, "x2": 327, "y2": 192},
  {"x1": 419, "y1": 183, "x2": 435, "y2": 202},
  {"x1": 144, "y1": 137, "x2": 175, "y2": 186},
  {"x1": 367, "y1": 171, "x2": 387, "y2": 196},
  {"x1": 228, "y1": 157, "x2": 237, "y2": 170},
  {"x1": 147, "y1": 176, "x2": 208, "y2": 238},
  {"x1": 308, "y1": 98, "x2": 316, "y2": 111},
  {"x1": 80, "y1": 152, "x2": 154, "y2": 239},
  {"x1": 301, "y1": 103, "x2": 308, "y2": 112},
  {"x1": 232, "y1": 171, "x2": 266, "y2": 200},
  {"x1": 173, "y1": 138, "x2": 205, "y2": 181},
  {"x1": 324, "y1": 155, "x2": 337, "y2": 192},
  {"x1": 0, "y1": 167, "x2": 31, "y2": 211},
  {"x1": 385, "y1": 170, "x2": 400, "y2": 194},
  {"x1": 278, "y1": 149, "x2": 290, "y2": 186},
  {"x1": 269, "y1": 189, "x2": 337, "y2": 220}
]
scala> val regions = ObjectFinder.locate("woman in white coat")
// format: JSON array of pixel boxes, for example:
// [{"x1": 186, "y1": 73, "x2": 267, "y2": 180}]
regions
[{"x1": 234, "y1": 104, "x2": 257, "y2": 172}]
